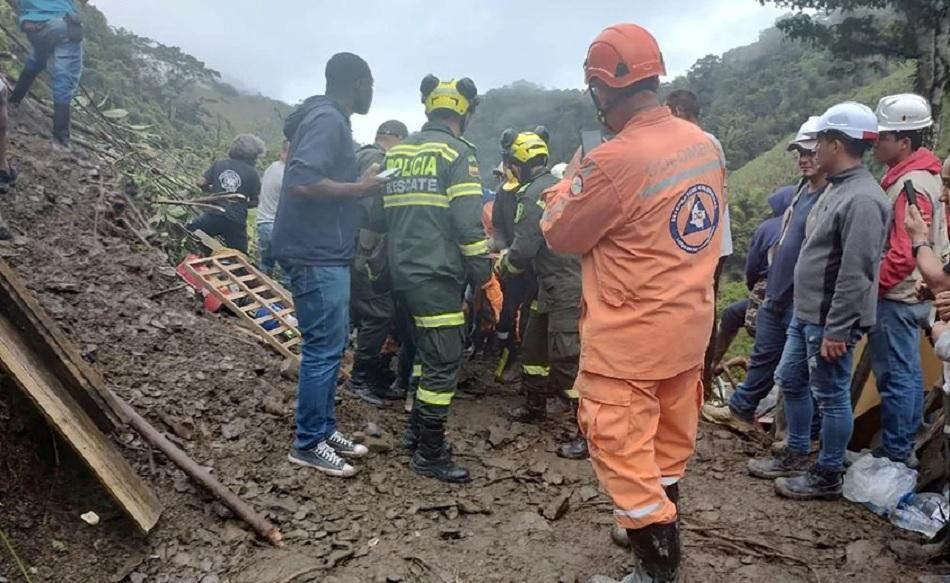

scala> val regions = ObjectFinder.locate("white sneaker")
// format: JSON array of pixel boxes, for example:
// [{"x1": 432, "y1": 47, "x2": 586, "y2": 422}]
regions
[
  {"x1": 327, "y1": 431, "x2": 369, "y2": 457},
  {"x1": 288, "y1": 441, "x2": 357, "y2": 477}
]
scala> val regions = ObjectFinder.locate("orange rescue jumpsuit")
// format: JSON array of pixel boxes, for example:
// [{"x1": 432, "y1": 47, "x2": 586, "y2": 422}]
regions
[{"x1": 541, "y1": 107, "x2": 726, "y2": 529}]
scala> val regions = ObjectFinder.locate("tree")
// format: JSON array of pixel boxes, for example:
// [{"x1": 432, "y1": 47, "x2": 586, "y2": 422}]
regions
[{"x1": 757, "y1": 0, "x2": 949, "y2": 141}]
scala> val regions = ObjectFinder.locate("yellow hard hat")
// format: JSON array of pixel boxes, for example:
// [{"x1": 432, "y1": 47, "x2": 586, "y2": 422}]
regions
[
  {"x1": 501, "y1": 127, "x2": 550, "y2": 165},
  {"x1": 421, "y1": 75, "x2": 478, "y2": 116}
]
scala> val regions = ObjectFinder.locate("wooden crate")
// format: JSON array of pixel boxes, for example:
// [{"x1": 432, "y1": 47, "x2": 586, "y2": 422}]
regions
[{"x1": 183, "y1": 251, "x2": 300, "y2": 364}]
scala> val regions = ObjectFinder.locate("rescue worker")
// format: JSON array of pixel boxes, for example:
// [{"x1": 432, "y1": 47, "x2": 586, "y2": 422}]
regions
[
  {"x1": 383, "y1": 75, "x2": 491, "y2": 483},
  {"x1": 493, "y1": 128, "x2": 588, "y2": 460},
  {"x1": 869, "y1": 93, "x2": 947, "y2": 466},
  {"x1": 492, "y1": 156, "x2": 536, "y2": 384},
  {"x1": 347, "y1": 120, "x2": 410, "y2": 406},
  {"x1": 543, "y1": 24, "x2": 726, "y2": 582}
]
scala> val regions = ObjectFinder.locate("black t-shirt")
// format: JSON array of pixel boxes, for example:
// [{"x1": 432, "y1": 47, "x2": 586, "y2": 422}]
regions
[{"x1": 202, "y1": 158, "x2": 261, "y2": 223}]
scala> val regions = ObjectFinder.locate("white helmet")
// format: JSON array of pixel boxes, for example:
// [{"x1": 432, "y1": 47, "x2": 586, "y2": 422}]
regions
[
  {"x1": 875, "y1": 93, "x2": 933, "y2": 132},
  {"x1": 810, "y1": 101, "x2": 879, "y2": 141},
  {"x1": 787, "y1": 115, "x2": 820, "y2": 152},
  {"x1": 550, "y1": 162, "x2": 568, "y2": 179}
]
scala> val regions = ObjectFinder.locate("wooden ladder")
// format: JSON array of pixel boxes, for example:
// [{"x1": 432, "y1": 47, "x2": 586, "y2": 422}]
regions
[{"x1": 183, "y1": 251, "x2": 301, "y2": 363}]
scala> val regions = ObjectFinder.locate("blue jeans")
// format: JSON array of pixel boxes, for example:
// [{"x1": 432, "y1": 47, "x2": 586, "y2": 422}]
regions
[
  {"x1": 23, "y1": 17, "x2": 83, "y2": 104},
  {"x1": 729, "y1": 299, "x2": 792, "y2": 420},
  {"x1": 776, "y1": 317, "x2": 860, "y2": 471},
  {"x1": 256, "y1": 222, "x2": 277, "y2": 277},
  {"x1": 281, "y1": 264, "x2": 350, "y2": 450},
  {"x1": 867, "y1": 298, "x2": 930, "y2": 461}
]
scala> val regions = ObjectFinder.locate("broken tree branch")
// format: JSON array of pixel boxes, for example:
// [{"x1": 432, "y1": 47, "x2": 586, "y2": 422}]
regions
[{"x1": 110, "y1": 393, "x2": 284, "y2": 547}]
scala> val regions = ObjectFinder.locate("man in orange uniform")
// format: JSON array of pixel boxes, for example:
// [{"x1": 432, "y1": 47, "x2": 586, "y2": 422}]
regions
[{"x1": 542, "y1": 24, "x2": 726, "y2": 582}]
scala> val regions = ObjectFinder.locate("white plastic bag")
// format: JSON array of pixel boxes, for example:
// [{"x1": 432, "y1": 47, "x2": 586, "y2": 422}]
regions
[{"x1": 843, "y1": 453, "x2": 918, "y2": 515}]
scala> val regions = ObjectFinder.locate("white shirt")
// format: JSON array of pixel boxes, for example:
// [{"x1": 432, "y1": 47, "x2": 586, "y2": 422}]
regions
[
  {"x1": 705, "y1": 132, "x2": 733, "y2": 258},
  {"x1": 256, "y1": 160, "x2": 285, "y2": 225}
]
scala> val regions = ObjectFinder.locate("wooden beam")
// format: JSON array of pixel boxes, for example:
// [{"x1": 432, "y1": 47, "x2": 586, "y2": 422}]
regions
[{"x1": 0, "y1": 314, "x2": 162, "y2": 533}]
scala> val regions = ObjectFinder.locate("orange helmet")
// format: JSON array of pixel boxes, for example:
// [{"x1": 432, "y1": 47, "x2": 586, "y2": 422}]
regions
[{"x1": 584, "y1": 24, "x2": 666, "y2": 89}]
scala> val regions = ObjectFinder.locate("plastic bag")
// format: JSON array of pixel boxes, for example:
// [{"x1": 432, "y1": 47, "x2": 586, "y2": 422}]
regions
[
  {"x1": 891, "y1": 492, "x2": 950, "y2": 539},
  {"x1": 843, "y1": 453, "x2": 918, "y2": 516}
]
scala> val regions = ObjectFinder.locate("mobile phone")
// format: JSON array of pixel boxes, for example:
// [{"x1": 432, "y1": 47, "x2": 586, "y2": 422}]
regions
[
  {"x1": 581, "y1": 130, "x2": 604, "y2": 156},
  {"x1": 377, "y1": 167, "x2": 400, "y2": 180},
  {"x1": 903, "y1": 180, "x2": 918, "y2": 208}
]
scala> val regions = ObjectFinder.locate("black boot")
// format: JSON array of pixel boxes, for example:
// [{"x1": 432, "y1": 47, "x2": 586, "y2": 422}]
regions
[
  {"x1": 410, "y1": 419, "x2": 470, "y2": 483},
  {"x1": 663, "y1": 483, "x2": 679, "y2": 507},
  {"x1": 399, "y1": 406, "x2": 422, "y2": 453},
  {"x1": 611, "y1": 484, "x2": 679, "y2": 550},
  {"x1": 344, "y1": 369, "x2": 383, "y2": 406},
  {"x1": 52, "y1": 103, "x2": 71, "y2": 148},
  {"x1": 556, "y1": 435, "x2": 589, "y2": 459},
  {"x1": 625, "y1": 521, "x2": 681, "y2": 582},
  {"x1": 774, "y1": 463, "x2": 842, "y2": 500},
  {"x1": 505, "y1": 393, "x2": 546, "y2": 423},
  {"x1": 747, "y1": 447, "x2": 811, "y2": 479},
  {"x1": 8, "y1": 68, "x2": 41, "y2": 105}
]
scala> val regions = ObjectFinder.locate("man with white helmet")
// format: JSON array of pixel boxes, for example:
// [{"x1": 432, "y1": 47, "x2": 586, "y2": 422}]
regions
[
  {"x1": 749, "y1": 102, "x2": 890, "y2": 500},
  {"x1": 869, "y1": 93, "x2": 947, "y2": 466},
  {"x1": 702, "y1": 116, "x2": 828, "y2": 434}
]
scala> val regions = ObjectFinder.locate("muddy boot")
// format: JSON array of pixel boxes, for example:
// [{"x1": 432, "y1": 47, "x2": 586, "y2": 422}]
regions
[
  {"x1": 505, "y1": 393, "x2": 546, "y2": 423},
  {"x1": 410, "y1": 420, "x2": 470, "y2": 483},
  {"x1": 556, "y1": 435, "x2": 589, "y2": 459},
  {"x1": 399, "y1": 406, "x2": 422, "y2": 453},
  {"x1": 0, "y1": 165, "x2": 17, "y2": 195},
  {"x1": 700, "y1": 402, "x2": 755, "y2": 434},
  {"x1": 611, "y1": 484, "x2": 679, "y2": 549},
  {"x1": 747, "y1": 447, "x2": 811, "y2": 479},
  {"x1": 774, "y1": 463, "x2": 842, "y2": 500},
  {"x1": 52, "y1": 103, "x2": 71, "y2": 149},
  {"x1": 494, "y1": 346, "x2": 522, "y2": 384},
  {"x1": 8, "y1": 69, "x2": 40, "y2": 105},
  {"x1": 344, "y1": 369, "x2": 383, "y2": 406}
]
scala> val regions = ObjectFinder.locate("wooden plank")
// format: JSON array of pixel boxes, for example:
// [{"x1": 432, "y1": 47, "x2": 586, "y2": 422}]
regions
[
  {"x1": 0, "y1": 314, "x2": 162, "y2": 533},
  {"x1": 0, "y1": 259, "x2": 122, "y2": 430}
]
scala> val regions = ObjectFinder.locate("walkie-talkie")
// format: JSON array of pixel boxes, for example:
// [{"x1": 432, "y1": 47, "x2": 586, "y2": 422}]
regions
[{"x1": 903, "y1": 180, "x2": 919, "y2": 209}]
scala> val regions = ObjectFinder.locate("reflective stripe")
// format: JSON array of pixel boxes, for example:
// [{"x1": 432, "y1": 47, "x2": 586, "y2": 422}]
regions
[
  {"x1": 459, "y1": 239, "x2": 489, "y2": 256},
  {"x1": 495, "y1": 348, "x2": 510, "y2": 377},
  {"x1": 412, "y1": 364, "x2": 423, "y2": 377},
  {"x1": 564, "y1": 387, "x2": 579, "y2": 399},
  {"x1": 660, "y1": 476, "x2": 680, "y2": 486},
  {"x1": 640, "y1": 160, "x2": 723, "y2": 198},
  {"x1": 496, "y1": 332, "x2": 510, "y2": 341},
  {"x1": 614, "y1": 503, "x2": 662, "y2": 520},
  {"x1": 416, "y1": 387, "x2": 453, "y2": 406},
  {"x1": 447, "y1": 183, "x2": 483, "y2": 200},
  {"x1": 530, "y1": 300, "x2": 540, "y2": 313},
  {"x1": 503, "y1": 255, "x2": 523, "y2": 274},
  {"x1": 414, "y1": 312, "x2": 465, "y2": 328},
  {"x1": 522, "y1": 364, "x2": 550, "y2": 377},
  {"x1": 388, "y1": 143, "x2": 459, "y2": 162},
  {"x1": 383, "y1": 193, "x2": 449, "y2": 209}
]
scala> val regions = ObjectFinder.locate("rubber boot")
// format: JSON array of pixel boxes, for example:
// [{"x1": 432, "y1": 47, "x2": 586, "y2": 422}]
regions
[
  {"x1": 494, "y1": 345, "x2": 522, "y2": 384},
  {"x1": 625, "y1": 521, "x2": 681, "y2": 582},
  {"x1": 52, "y1": 103, "x2": 71, "y2": 148},
  {"x1": 8, "y1": 68, "x2": 41, "y2": 105},
  {"x1": 505, "y1": 392, "x2": 546, "y2": 423},
  {"x1": 344, "y1": 368, "x2": 383, "y2": 406},
  {"x1": 557, "y1": 400, "x2": 589, "y2": 459},
  {"x1": 399, "y1": 406, "x2": 422, "y2": 453},
  {"x1": 410, "y1": 419, "x2": 470, "y2": 483},
  {"x1": 611, "y1": 484, "x2": 679, "y2": 549}
]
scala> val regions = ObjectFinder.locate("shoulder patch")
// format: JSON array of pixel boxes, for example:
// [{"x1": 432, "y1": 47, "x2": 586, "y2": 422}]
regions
[
  {"x1": 669, "y1": 184, "x2": 721, "y2": 254},
  {"x1": 570, "y1": 175, "x2": 583, "y2": 196},
  {"x1": 515, "y1": 201, "x2": 525, "y2": 223},
  {"x1": 468, "y1": 154, "x2": 480, "y2": 178}
]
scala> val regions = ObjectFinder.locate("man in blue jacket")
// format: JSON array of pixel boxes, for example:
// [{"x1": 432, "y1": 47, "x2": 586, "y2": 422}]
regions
[{"x1": 272, "y1": 52, "x2": 387, "y2": 478}]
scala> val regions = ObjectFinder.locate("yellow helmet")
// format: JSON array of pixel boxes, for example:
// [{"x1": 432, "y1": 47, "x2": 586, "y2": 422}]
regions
[
  {"x1": 501, "y1": 126, "x2": 550, "y2": 165},
  {"x1": 421, "y1": 75, "x2": 479, "y2": 116}
]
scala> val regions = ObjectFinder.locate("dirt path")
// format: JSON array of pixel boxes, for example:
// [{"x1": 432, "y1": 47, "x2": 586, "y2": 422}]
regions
[{"x1": 0, "y1": 106, "x2": 945, "y2": 583}]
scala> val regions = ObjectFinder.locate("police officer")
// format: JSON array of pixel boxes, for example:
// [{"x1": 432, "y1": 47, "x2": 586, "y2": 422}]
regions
[
  {"x1": 347, "y1": 120, "x2": 410, "y2": 405},
  {"x1": 383, "y1": 75, "x2": 491, "y2": 483},
  {"x1": 494, "y1": 128, "x2": 588, "y2": 460}
]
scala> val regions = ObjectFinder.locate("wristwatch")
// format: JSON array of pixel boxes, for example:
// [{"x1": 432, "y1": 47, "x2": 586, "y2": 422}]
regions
[{"x1": 912, "y1": 241, "x2": 933, "y2": 258}]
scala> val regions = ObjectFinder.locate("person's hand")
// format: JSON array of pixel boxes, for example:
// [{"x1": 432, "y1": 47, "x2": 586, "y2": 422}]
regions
[
  {"x1": 931, "y1": 320, "x2": 949, "y2": 343},
  {"x1": 356, "y1": 163, "x2": 389, "y2": 194},
  {"x1": 904, "y1": 204, "x2": 929, "y2": 242},
  {"x1": 936, "y1": 290, "x2": 950, "y2": 322},
  {"x1": 916, "y1": 280, "x2": 935, "y2": 302},
  {"x1": 820, "y1": 338, "x2": 848, "y2": 362}
]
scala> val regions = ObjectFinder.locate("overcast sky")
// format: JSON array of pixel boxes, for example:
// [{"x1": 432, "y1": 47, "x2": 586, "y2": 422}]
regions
[{"x1": 90, "y1": 1, "x2": 788, "y2": 142}]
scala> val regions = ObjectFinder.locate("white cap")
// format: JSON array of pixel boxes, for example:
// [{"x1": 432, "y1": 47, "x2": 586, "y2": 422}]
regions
[
  {"x1": 875, "y1": 93, "x2": 933, "y2": 132},
  {"x1": 787, "y1": 115, "x2": 820, "y2": 152},
  {"x1": 810, "y1": 101, "x2": 879, "y2": 141}
]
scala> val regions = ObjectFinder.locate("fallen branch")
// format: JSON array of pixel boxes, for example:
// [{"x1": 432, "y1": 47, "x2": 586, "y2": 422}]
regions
[
  {"x1": 154, "y1": 199, "x2": 226, "y2": 215},
  {"x1": 147, "y1": 283, "x2": 188, "y2": 300},
  {"x1": 110, "y1": 393, "x2": 284, "y2": 546}
]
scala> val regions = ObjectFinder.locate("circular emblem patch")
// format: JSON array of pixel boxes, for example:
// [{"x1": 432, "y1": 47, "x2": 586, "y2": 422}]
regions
[
  {"x1": 669, "y1": 184, "x2": 720, "y2": 254},
  {"x1": 570, "y1": 175, "x2": 583, "y2": 196},
  {"x1": 218, "y1": 169, "x2": 243, "y2": 193}
]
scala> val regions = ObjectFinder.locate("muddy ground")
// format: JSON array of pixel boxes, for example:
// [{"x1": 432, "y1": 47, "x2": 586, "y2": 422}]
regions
[{"x1": 0, "y1": 104, "x2": 948, "y2": 583}]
